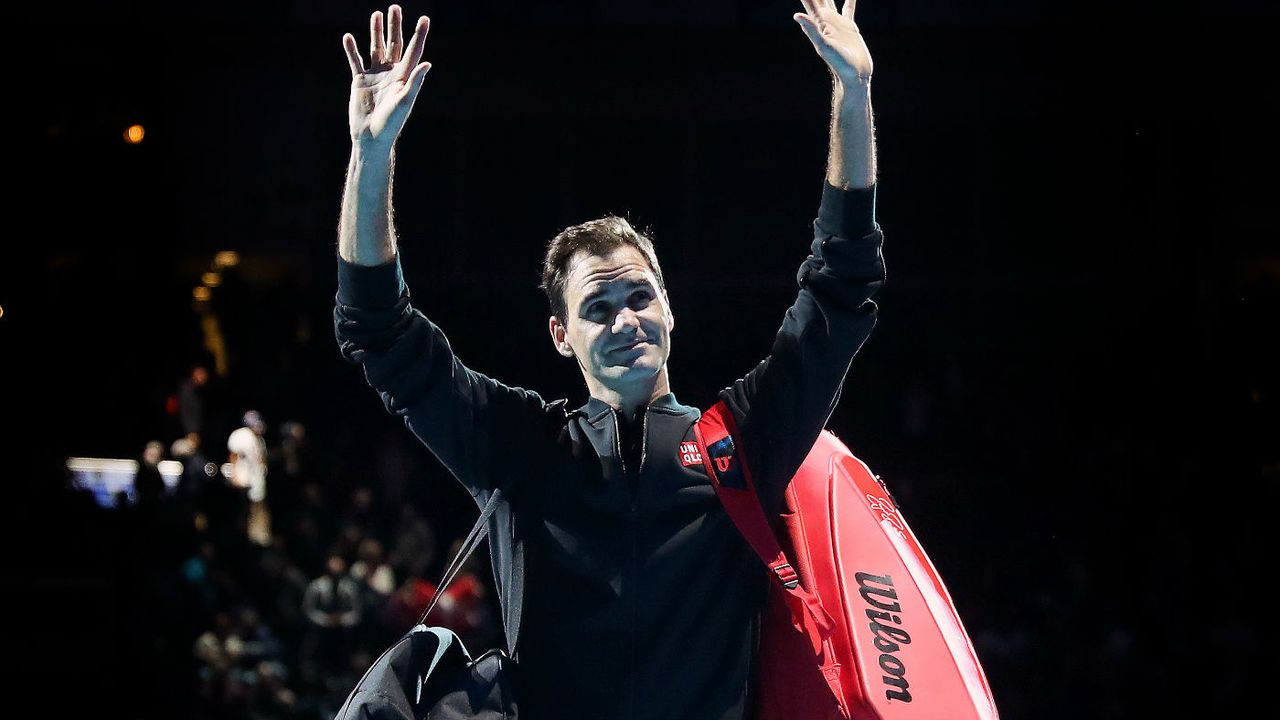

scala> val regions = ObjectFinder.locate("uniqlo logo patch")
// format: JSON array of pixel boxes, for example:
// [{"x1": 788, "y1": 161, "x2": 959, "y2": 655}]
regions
[{"x1": 678, "y1": 442, "x2": 703, "y2": 467}]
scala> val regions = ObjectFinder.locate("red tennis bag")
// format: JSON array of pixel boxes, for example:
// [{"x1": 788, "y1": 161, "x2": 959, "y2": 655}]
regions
[{"x1": 691, "y1": 400, "x2": 999, "y2": 720}]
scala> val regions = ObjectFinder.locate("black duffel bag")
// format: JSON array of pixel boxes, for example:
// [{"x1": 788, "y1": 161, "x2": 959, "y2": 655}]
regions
[{"x1": 333, "y1": 485, "x2": 523, "y2": 719}]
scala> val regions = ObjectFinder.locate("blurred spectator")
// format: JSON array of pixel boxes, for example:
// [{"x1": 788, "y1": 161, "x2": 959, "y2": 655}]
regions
[
  {"x1": 255, "y1": 550, "x2": 310, "y2": 668},
  {"x1": 341, "y1": 485, "x2": 379, "y2": 540},
  {"x1": 194, "y1": 610, "x2": 246, "y2": 708},
  {"x1": 350, "y1": 537, "x2": 397, "y2": 650},
  {"x1": 236, "y1": 606, "x2": 283, "y2": 668},
  {"x1": 301, "y1": 554, "x2": 362, "y2": 683},
  {"x1": 245, "y1": 660, "x2": 299, "y2": 719},
  {"x1": 422, "y1": 537, "x2": 502, "y2": 653},
  {"x1": 177, "y1": 363, "x2": 210, "y2": 444},
  {"x1": 229, "y1": 409, "x2": 271, "y2": 546},
  {"x1": 271, "y1": 420, "x2": 309, "y2": 536},
  {"x1": 382, "y1": 574, "x2": 436, "y2": 640},
  {"x1": 171, "y1": 433, "x2": 212, "y2": 507},
  {"x1": 331, "y1": 522, "x2": 367, "y2": 564},
  {"x1": 278, "y1": 420, "x2": 308, "y2": 479},
  {"x1": 378, "y1": 537, "x2": 500, "y2": 653},
  {"x1": 290, "y1": 509, "x2": 332, "y2": 579},
  {"x1": 181, "y1": 540, "x2": 220, "y2": 620},
  {"x1": 350, "y1": 537, "x2": 396, "y2": 598},
  {"x1": 135, "y1": 439, "x2": 168, "y2": 509},
  {"x1": 388, "y1": 503, "x2": 437, "y2": 581}
]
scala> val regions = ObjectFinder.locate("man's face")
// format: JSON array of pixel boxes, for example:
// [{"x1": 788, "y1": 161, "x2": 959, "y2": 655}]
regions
[{"x1": 550, "y1": 244, "x2": 674, "y2": 389}]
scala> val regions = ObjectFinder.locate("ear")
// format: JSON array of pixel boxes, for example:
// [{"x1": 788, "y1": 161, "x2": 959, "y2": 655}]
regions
[{"x1": 549, "y1": 315, "x2": 575, "y2": 358}]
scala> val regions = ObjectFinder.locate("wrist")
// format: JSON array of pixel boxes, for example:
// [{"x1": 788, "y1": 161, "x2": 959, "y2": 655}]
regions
[
  {"x1": 833, "y1": 78, "x2": 871, "y2": 109},
  {"x1": 351, "y1": 139, "x2": 394, "y2": 165},
  {"x1": 349, "y1": 145, "x2": 394, "y2": 193}
]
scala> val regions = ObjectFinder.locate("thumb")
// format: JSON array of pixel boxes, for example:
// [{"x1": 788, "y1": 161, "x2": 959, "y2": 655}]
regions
[
  {"x1": 396, "y1": 61, "x2": 432, "y2": 106},
  {"x1": 409, "y1": 61, "x2": 432, "y2": 92},
  {"x1": 793, "y1": 13, "x2": 820, "y2": 42}
]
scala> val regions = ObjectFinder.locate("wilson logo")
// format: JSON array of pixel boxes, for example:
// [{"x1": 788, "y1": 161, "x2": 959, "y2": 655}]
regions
[{"x1": 856, "y1": 571, "x2": 913, "y2": 703}]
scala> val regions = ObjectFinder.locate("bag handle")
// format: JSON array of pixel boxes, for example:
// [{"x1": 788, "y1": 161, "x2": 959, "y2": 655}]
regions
[
  {"x1": 415, "y1": 484, "x2": 527, "y2": 657},
  {"x1": 412, "y1": 398, "x2": 564, "y2": 657}
]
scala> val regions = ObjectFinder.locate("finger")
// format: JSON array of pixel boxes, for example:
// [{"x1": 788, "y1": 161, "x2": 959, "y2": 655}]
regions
[
  {"x1": 400, "y1": 16, "x2": 430, "y2": 76},
  {"x1": 799, "y1": 0, "x2": 824, "y2": 29},
  {"x1": 388, "y1": 4, "x2": 404, "y2": 65},
  {"x1": 342, "y1": 33, "x2": 366, "y2": 77},
  {"x1": 370, "y1": 10, "x2": 387, "y2": 66},
  {"x1": 843, "y1": 0, "x2": 857, "y2": 19}
]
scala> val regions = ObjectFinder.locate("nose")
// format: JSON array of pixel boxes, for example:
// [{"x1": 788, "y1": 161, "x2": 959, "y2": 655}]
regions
[{"x1": 612, "y1": 306, "x2": 643, "y2": 336}]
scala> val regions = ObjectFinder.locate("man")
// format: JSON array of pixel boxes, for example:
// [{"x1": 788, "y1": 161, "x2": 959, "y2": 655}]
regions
[
  {"x1": 334, "y1": 3, "x2": 883, "y2": 718},
  {"x1": 301, "y1": 554, "x2": 363, "y2": 682},
  {"x1": 227, "y1": 409, "x2": 271, "y2": 546}
]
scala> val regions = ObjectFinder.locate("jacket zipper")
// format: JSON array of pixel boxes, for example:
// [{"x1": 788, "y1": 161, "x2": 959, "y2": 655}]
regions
[
  {"x1": 634, "y1": 410, "x2": 648, "y2": 719},
  {"x1": 611, "y1": 408, "x2": 648, "y2": 720}
]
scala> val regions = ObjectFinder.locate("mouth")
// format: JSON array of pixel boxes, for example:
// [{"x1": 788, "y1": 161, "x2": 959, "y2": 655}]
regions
[{"x1": 614, "y1": 339, "x2": 649, "y2": 352}]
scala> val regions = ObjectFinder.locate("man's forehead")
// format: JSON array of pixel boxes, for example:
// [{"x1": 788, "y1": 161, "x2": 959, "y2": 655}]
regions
[{"x1": 567, "y1": 247, "x2": 655, "y2": 290}]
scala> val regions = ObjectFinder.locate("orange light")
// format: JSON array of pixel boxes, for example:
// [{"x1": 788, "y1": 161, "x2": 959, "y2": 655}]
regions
[
  {"x1": 124, "y1": 124, "x2": 145, "y2": 144},
  {"x1": 214, "y1": 251, "x2": 240, "y2": 268},
  {"x1": 202, "y1": 272, "x2": 222, "y2": 287},
  {"x1": 193, "y1": 286, "x2": 212, "y2": 301}
]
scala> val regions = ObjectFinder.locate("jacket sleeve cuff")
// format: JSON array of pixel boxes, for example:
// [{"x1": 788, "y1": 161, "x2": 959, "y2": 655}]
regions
[
  {"x1": 336, "y1": 253, "x2": 407, "y2": 309},
  {"x1": 816, "y1": 180, "x2": 878, "y2": 239}
]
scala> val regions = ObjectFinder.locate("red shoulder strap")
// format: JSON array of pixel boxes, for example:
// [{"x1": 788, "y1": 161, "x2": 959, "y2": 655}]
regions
[{"x1": 691, "y1": 399, "x2": 837, "y2": 654}]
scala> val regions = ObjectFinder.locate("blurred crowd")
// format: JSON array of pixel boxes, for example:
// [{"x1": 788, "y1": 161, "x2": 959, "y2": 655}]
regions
[{"x1": 60, "y1": 363, "x2": 503, "y2": 720}]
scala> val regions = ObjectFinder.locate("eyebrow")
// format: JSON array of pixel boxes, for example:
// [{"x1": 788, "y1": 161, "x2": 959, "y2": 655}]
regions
[{"x1": 580, "y1": 279, "x2": 654, "y2": 307}]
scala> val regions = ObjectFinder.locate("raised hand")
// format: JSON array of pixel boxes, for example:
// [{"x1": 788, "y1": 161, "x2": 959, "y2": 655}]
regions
[
  {"x1": 793, "y1": 0, "x2": 873, "y2": 85},
  {"x1": 342, "y1": 5, "x2": 433, "y2": 148}
]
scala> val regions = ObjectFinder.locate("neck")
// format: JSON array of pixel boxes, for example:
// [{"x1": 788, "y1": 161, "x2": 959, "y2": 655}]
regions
[{"x1": 587, "y1": 366, "x2": 671, "y2": 422}]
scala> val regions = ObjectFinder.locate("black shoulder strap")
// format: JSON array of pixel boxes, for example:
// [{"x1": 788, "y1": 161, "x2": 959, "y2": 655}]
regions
[
  {"x1": 415, "y1": 397, "x2": 571, "y2": 655},
  {"x1": 415, "y1": 485, "x2": 526, "y2": 658}
]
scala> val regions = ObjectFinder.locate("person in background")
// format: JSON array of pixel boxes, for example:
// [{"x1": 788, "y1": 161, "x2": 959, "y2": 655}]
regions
[
  {"x1": 301, "y1": 554, "x2": 362, "y2": 683},
  {"x1": 170, "y1": 433, "x2": 211, "y2": 507},
  {"x1": 135, "y1": 440, "x2": 168, "y2": 508},
  {"x1": 177, "y1": 363, "x2": 210, "y2": 447},
  {"x1": 349, "y1": 537, "x2": 397, "y2": 654},
  {"x1": 228, "y1": 409, "x2": 272, "y2": 546}
]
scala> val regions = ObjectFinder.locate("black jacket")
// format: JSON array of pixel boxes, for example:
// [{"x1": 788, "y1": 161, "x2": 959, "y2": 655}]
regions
[{"x1": 333, "y1": 179, "x2": 885, "y2": 720}]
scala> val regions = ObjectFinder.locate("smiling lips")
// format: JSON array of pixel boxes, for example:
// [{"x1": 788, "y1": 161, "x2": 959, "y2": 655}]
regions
[{"x1": 615, "y1": 339, "x2": 648, "y2": 352}]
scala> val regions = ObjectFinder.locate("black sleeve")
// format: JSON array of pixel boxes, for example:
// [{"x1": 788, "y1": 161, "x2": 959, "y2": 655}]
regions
[
  {"x1": 333, "y1": 253, "x2": 554, "y2": 500},
  {"x1": 717, "y1": 180, "x2": 886, "y2": 516}
]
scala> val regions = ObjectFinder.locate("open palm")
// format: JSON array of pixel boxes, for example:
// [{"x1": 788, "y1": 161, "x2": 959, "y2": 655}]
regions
[
  {"x1": 342, "y1": 4, "x2": 433, "y2": 147},
  {"x1": 794, "y1": 0, "x2": 873, "y2": 84}
]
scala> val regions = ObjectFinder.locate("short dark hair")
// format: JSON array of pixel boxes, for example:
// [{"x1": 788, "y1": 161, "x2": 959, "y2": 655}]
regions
[{"x1": 539, "y1": 212, "x2": 667, "y2": 324}]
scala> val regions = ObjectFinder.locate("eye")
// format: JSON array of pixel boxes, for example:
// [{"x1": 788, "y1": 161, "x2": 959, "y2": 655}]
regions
[{"x1": 586, "y1": 288, "x2": 654, "y2": 317}]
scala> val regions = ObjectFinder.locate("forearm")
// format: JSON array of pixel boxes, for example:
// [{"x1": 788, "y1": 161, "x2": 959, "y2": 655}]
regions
[
  {"x1": 338, "y1": 144, "x2": 399, "y2": 266},
  {"x1": 826, "y1": 80, "x2": 876, "y2": 191}
]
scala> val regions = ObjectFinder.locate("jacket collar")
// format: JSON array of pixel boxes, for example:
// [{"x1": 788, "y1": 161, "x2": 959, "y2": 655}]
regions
[{"x1": 572, "y1": 391, "x2": 692, "y2": 424}]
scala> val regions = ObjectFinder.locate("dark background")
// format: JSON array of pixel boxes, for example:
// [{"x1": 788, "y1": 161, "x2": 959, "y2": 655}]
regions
[{"x1": 7, "y1": 0, "x2": 1277, "y2": 717}]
